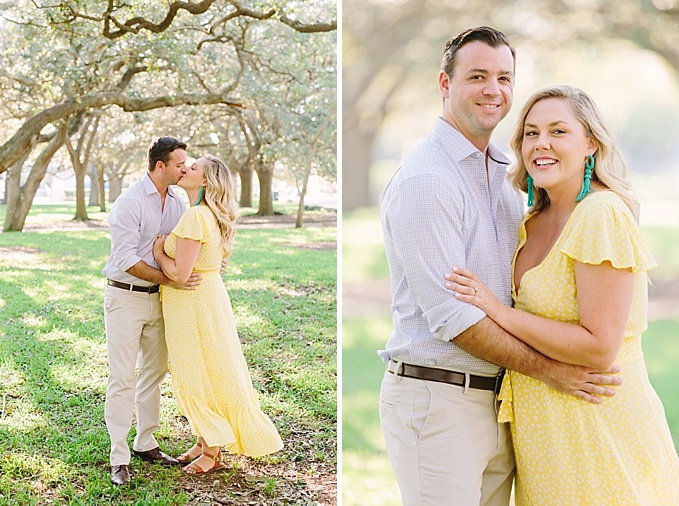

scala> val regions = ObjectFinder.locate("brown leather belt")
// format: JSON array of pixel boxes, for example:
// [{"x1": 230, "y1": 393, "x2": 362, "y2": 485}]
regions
[
  {"x1": 107, "y1": 279, "x2": 160, "y2": 294},
  {"x1": 388, "y1": 360, "x2": 503, "y2": 393}
]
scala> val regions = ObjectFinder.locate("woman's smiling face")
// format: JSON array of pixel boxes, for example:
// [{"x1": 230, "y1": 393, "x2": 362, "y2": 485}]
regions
[{"x1": 521, "y1": 97, "x2": 597, "y2": 198}]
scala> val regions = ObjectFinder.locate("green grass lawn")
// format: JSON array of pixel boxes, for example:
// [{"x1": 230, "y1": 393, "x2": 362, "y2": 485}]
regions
[
  {"x1": 342, "y1": 208, "x2": 679, "y2": 506},
  {"x1": 0, "y1": 204, "x2": 337, "y2": 504}
]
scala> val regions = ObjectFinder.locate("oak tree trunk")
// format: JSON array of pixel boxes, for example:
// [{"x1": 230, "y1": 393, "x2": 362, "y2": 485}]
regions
[
  {"x1": 98, "y1": 166, "x2": 106, "y2": 212},
  {"x1": 295, "y1": 173, "x2": 310, "y2": 228},
  {"x1": 3, "y1": 122, "x2": 68, "y2": 232},
  {"x1": 109, "y1": 175, "x2": 123, "y2": 202},
  {"x1": 238, "y1": 165, "x2": 253, "y2": 208},
  {"x1": 342, "y1": 109, "x2": 378, "y2": 211},
  {"x1": 73, "y1": 168, "x2": 88, "y2": 221},
  {"x1": 255, "y1": 157, "x2": 274, "y2": 216},
  {"x1": 88, "y1": 165, "x2": 100, "y2": 207}
]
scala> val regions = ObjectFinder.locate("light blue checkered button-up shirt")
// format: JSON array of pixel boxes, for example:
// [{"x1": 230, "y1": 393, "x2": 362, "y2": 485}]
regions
[
  {"x1": 379, "y1": 117, "x2": 524, "y2": 375},
  {"x1": 102, "y1": 173, "x2": 186, "y2": 286}
]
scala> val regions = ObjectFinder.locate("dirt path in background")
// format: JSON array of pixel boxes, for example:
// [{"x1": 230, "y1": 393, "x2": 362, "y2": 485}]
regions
[{"x1": 21, "y1": 212, "x2": 337, "y2": 232}]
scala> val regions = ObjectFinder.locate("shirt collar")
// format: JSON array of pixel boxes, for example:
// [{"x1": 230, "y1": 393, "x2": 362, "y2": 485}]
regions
[{"x1": 433, "y1": 116, "x2": 511, "y2": 166}]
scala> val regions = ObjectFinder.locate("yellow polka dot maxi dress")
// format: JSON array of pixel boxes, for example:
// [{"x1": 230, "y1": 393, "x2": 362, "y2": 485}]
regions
[
  {"x1": 498, "y1": 191, "x2": 679, "y2": 505},
  {"x1": 161, "y1": 206, "x2": 283, "y2": 456}
]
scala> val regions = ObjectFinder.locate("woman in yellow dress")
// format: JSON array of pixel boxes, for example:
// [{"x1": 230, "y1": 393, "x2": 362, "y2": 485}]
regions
[
  {"x1": 446, "y1": 85, "x2": 679, "y2": 504},
  {"x1": 153, "y1": 154, "x2": 283, "y2": 475}
]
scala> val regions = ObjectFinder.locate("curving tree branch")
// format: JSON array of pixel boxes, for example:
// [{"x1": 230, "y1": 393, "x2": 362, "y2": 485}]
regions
[
  {"x1": 103, "y1": 0, "x2": 217, "y2": 38},
  {"x1": 116, "y1": 65, "x2": 151, "y2": 90},
  {"x1": 82, "y1": 0, "x2": 336, "y2": 38},
  {"x1": 279, "y1": 14, "x2": 336, "y2": 33}
]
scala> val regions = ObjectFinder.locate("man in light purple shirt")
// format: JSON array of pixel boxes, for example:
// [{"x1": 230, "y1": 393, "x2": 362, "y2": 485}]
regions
[
  {"x1": 379, "y1": 27, "x2": 621, "y2": 505},
  {"x1": 102, "y1": 137, "x2": 201, "y2": 485}
]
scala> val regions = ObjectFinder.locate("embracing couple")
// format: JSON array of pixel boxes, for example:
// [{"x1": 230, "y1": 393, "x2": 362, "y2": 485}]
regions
[
  {"x1": 379, "y1": 26, "x2": 679, "y2": 505},
  {"x1": 102, "y1": 137, "x2": 282, "y2": 486}
]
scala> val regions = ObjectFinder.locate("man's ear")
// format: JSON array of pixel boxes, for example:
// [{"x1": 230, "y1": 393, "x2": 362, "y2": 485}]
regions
[{"x1": 438, "y1": 71, "x2": 451, "y2": 99}]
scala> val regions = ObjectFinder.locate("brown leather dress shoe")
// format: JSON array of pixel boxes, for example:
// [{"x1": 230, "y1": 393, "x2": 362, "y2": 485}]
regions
[
  {"x1": 110, "y1": 465, "x2": 131, "y2": 486},
  {"x1": 132, "y1": 447, "x2": 180, "y2": 466}
]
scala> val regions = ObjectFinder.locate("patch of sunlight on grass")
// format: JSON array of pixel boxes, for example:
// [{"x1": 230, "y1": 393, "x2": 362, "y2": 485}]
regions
[
  {"x1": 40, "y1": 328, "x2": 77, "y2": 342},
  {"x1": 22, "y1": 314, "x2": 47, "y2": 329},
  {"x1": 2, "y1": 402, "x2": 47, "y2": 432},
  {"x1": 0, "y1": 249, "x2": 44, "y2": 267},
  {"x1": 1, "y1": 452, "x2": 70, "y2": 486},
  {"x1": 71, "y1": 338, "x2": 107, "y2": 360},
  {"x1": 87, "y1": 258, "x2": 105, "y2": 271},
  {"x1": 88, "y1": 278, "x2": 106, "y2": 290},
  {"x1": 0, "y1": 298, "x2": 6, "y2": 308},
  {"x1": 46, "y1": 283, "x2": 80, "y2": 301},
  {"x1": 228, "y1": 279, "x2": 279, "y2": 291},
  {"x1": 228, "y1": 265, "x2": 244, "y2": 276},
  {"x1": 0, "y1": 361, "x2": 26, "y2": 391},
  {"x1": 22, "y1": 285, "x2": 45, "y2": 298},
  {"x1": 50, "y1": 365, "x2": 106, "y2": 392},
  {"x1": 234, "y1": 311, "x2": 268, "y2": 328},
  {"x1": 343, "y1": 451, "x2": 400, "y2": 506},
  {"x1": 4, "y1": 271, "x2": 46, "y2": 288}
]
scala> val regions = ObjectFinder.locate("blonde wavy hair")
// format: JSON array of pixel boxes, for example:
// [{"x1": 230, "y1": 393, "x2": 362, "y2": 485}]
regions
[
  {"x1": 201, "y1": 154, "x2": 239, "y2": 258},
  {"x1": 509, "y1": 85, "x2": 639, "y2": 222}
]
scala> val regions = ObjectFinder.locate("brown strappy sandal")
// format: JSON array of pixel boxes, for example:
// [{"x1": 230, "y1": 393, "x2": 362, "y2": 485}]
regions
[
  {"x1": 176, "y1": 441, "x2": 203, "y2": 464},
  {"x1": 182, "y1": 448, "x2": 227, "y2": 475}
]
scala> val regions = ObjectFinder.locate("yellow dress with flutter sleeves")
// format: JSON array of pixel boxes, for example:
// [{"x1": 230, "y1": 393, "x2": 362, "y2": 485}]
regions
[
  {"x1": 498, "y1": 191, "x2": 679, "y2": 505},
  {"x1": 161, "y1": 205, "x2": 283, "y2": 456}
]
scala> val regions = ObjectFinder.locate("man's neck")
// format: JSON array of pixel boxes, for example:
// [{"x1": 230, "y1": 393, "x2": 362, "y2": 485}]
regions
[
  {"x1": 147, "y1": 171, "x2": 169, "y2": 196},
  {"x1": 441, "y1": 116, "x2": 491, "y2": 153}
]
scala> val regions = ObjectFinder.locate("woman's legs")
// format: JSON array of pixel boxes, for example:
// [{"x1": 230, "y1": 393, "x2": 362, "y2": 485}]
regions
[
  {"x1": 182, "y1": 441, "x2": 227, "y2": 474},
  {"x1": 177, "y1": 436, "x2": 204, "y2": 464}
]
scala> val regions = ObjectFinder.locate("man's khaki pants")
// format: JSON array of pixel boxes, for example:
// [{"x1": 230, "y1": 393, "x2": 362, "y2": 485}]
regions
[
  {"x1": 104, "y1": 286, "x2": 168, "y2": 466},
  {"x1": 380, "y1": 370, "x2": 515, "y2": 506}
]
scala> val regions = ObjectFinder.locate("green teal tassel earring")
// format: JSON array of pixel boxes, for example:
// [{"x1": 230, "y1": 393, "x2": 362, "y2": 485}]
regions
[
  {"x1": 194, "y1": 186, "x2": 204, "y2": 206},
  {"x1": 526, "y1": 175, "x2": 535, "y2": 207},
  {"x1": 575, "y1": 155, "x2": 594, "y2": 202}
]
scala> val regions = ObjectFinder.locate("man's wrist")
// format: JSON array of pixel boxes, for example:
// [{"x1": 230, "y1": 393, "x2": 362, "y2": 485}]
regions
[{"x1": 126, "y1": 261, "x2": 166, "y2": 286}]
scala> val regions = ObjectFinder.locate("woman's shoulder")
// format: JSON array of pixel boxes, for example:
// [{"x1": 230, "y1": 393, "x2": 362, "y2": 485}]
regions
[
  {"x1": 581, "y1": 189, "x2": 625, "y2": 206},
  {"x1": 191, "y1": 205, "x2": 219, "y2": 229},
  {"x1": 560, "y1": 190, "x2": 656, "y2": 272},
  {"x1": 183, "y1": 205, "x2": 214, "y2": 219},
  {"x1": 560, "y1": 190, "x2": 633, "y2": 240},
  {"x1": 573, "y1": 190, "x2": 631, "y2": 219},
  {"x1": 176, "y1": 205, "x2": 215, "y2": 228},
  {"x1": 184, "y1": 204, "x2": 206, "y2": 213}
]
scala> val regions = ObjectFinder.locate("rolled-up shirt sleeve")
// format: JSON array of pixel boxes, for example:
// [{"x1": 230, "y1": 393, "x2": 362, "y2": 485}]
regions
[
  {"x1": 387, "y1": 173, "x2": 486, "y2": 341},
  {"x1": 109, "y1": 198, "x2": 144, "y2": 273}
]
